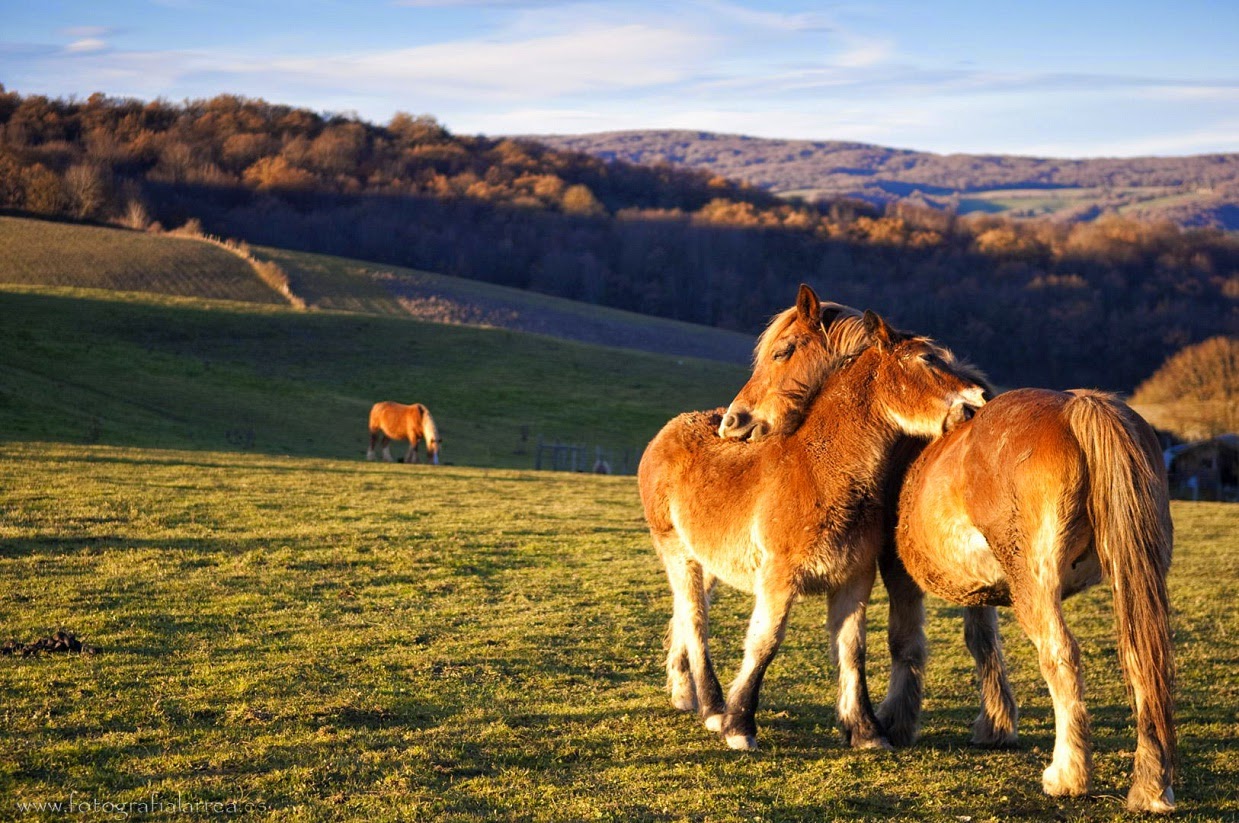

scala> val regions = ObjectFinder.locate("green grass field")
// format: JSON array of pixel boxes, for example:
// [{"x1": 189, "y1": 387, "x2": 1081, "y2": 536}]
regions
[
  {"x1": 0, "y1": 443, "x2": 1235, "y2": 821},
  {"x1": 0, "y1": 285, "x2": 748, "y2": 471},
  {"x1": 2, "y1": 214, "x2": 1236, "y2": 820}
]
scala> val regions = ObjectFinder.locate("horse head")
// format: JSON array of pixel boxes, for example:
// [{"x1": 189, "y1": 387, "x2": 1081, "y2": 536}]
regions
[
  {"x1": 719, "y1": 284, "x2": 869, "y2": 440},
  {"x1": 720, "y1": 284, "x2": 989, "y2": 440},
  {"x1": 856, "y1": 310, "x2": 990, "y2": 438}
]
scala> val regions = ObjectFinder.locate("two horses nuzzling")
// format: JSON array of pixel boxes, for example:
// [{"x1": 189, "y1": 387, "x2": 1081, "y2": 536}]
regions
[
  {"x1": 644, "y1": 284, "x2": 1176, "y2": 814},
  {"x1": 638, "y1": 286, "x2": 985, "y2": 751}
]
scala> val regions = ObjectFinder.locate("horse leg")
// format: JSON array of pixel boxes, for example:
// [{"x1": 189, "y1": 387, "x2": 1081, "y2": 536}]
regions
[
  {"x1": 658, "y1": 539, "x2": 725, "y2": 729},
  {"x1": 876, "y1": 546, "x2": 925, "y2": 747},
  {"x1": 1013, "y1": 586, "x2": 1091, "y2": 797},
  {"x1": 722, "y1": 571, "x2": 795, "y2": 750},
  {"x1": 367, "y1": 431, "x2": 379, "y2": 461},
  {"x1": 964, "y1": 605, "x2": 1019, "y2": 747},
  {"x1": 405, "y1": 440, "x2": 420, "y2": 464},
  {"x1": 380, "y1": 436, "x2": 394, "y2": 462},
  {"x1": 828, "y1": 562, "x2": 890, "y2": 749}
]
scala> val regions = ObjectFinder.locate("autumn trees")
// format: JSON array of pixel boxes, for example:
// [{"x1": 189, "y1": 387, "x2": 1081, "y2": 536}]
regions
[{"x1": 0, "y1": 86, "x2": 1234, "y2": 393}]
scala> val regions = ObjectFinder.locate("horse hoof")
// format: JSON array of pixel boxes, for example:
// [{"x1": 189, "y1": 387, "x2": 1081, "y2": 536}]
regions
[
  {"x1": 703, "y1": 714, "x2": 724, "y2": 733},
  {"x1": 852, "y1": 735, "x2": 893, "y2": 751},
  {"x1": 971, "y1": 728, "x2": 1018, "y2": 748},
  {"x1": 725, "y1": 733, "x2": 757, "y2": 751},
  {"x1": 1127, "y1": 785, "x2": 1175, "y2": 814},
  {"x1": 671, "y1": 693, "x2": 697, "y2": 712},
  {"x1": 1041, "y1": 764, "x2": 1089, "y2": 797}
]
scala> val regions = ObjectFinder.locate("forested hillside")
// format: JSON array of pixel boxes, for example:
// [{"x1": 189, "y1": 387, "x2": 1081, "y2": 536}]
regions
[
  {"x1": 1, "y1": 88, "x2": 1235, "y2": 391},
  {"x1": 533, "y1": 130, "x2": 1239, "y2": 229}
]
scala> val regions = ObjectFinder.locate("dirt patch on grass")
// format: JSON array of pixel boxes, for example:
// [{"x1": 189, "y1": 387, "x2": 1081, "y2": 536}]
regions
[{"x1": 1, "y1": 630, "x2": 99, "y2": 657}]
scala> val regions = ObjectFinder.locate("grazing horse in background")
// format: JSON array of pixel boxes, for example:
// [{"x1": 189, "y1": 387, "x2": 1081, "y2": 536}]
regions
[
  {"x1": 639, "y1": 290, "x2": 986, "y2": 752},
  {"x1": 722, "y1": 291, "x2": 1176, "y2": 813},
  {"x1": 367, "y1": 401, "x2": 442, "y2": 465}
]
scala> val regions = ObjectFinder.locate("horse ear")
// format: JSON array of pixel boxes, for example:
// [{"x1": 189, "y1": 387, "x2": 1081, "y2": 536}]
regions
[
  {"x1": 796, "y1": 283, "x2": 820, "y2": 326},
  {"x1": 863, "y1": 310, "x2": 895, "y2": 349}
]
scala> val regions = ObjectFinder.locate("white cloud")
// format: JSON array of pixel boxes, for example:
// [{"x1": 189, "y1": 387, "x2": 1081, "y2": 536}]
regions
[
  {"x1": 262, "y1": 24, "x2": 715, "y2": 100},
  {"x1": 65, "y1": 38, "x2": 108, "y2": 54}
]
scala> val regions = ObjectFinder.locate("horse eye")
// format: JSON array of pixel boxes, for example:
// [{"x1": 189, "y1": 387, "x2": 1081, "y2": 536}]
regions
[{"x1": 773, "y1": 345, "x2": 795, "y2": 362}]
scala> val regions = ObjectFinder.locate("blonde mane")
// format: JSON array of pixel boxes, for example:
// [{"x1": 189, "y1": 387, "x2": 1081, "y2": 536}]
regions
[{"x1": 419, "y1": 405, "x2": 440, "y2": 447}]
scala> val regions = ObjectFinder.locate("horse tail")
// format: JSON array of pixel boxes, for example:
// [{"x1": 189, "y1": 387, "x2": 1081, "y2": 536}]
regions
[
  {"x1": 1063, "y1": 390, "x2": 1175, "y2": 806},
  {"x1": 418, "y1": 405, "x2": 441, "y2": 463}
]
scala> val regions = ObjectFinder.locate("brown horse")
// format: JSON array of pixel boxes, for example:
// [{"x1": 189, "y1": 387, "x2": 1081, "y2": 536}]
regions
[
  {"x1": 722, "y1": 295, "x2": 1177, "y2": 813},
  {"x1": 638, "y1": 288, "x2": 986, "y2": 752},
  {"x1": 367, "y1": 401, "x2": 442, "y2": 465},
  {"x1": 897, "y1": 389, "x2": 1175, "y2": 812}
]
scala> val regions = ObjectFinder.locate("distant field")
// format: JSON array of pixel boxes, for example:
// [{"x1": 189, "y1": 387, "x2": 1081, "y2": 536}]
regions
[
  {"x1": 261, "y1": 245, "x2": 754, "y2": 364},
  {"x1": 0, "y1": 216, "x2": 283, "y2": 304},
  {"x1": 0, "y1": 285, "x2": 748, "y2": 471},
  {"x1": 0, "y1": 215, "x2": 753, "y2": 365},
  {"x1": 1, "y1": 443, "x2": 1234, "y2": 821}
]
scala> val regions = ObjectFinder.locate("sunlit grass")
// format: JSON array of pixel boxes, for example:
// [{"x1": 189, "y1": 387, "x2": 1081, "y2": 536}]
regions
[
  {"x1": 0, "y1": 216, "x2": 281, "y2": 304},
  {"x1": 1, "y1": 443, "x2": 1234, "y2": 821}
]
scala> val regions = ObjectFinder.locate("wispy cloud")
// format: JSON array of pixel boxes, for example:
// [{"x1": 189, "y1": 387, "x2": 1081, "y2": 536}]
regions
[
  {"x1": 691, "y1": 0, "x2": 832, "y2": 33},
  {"x1": 265, "y1": 24, "x2": 715, "y2": 99},
  {"x1": 65, "y1": 38, "x2": 108, "y2": 54}
]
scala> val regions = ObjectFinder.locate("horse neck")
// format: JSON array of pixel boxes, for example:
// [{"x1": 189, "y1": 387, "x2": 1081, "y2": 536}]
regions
[{"x1": 797, "y1": 361, "x2": 908, "y2": 486}]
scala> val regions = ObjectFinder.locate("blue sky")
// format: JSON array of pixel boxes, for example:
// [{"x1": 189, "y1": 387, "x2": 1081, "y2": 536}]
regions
[{"x1": 2, "y1": 0, "x2": 1237, "y2": 157}]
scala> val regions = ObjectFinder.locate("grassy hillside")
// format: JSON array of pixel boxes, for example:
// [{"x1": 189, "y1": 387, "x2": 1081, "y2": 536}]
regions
[
  {"x1": 0, "y1": 215, "x2": 284, "y2": 304},
  {"x1": 1, "y1": 443, "x2": 1235, "y2": 820},
  {"x1": 0, "y1": 215, "x2": 753, "y2": 365},
  {"x1": 260, "y1": 245, "x2": 753, "y2": 364},
  {"x1": 0, "y1": 285, "x2": 749, "y2": 471}
]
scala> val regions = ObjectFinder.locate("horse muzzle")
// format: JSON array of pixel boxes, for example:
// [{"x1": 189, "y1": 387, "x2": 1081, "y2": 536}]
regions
[{"x1": 718, "y1": 409, "x2": 771, "y2": 441}]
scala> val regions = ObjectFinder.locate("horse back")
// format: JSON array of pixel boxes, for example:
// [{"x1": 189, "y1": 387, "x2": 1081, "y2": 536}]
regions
[
  {"x1": 369, "y1": 401, "x2": 412, "y2": 438},
  {"x1": 898, "y1": 389, "x2": 1093, "y2": 604}
]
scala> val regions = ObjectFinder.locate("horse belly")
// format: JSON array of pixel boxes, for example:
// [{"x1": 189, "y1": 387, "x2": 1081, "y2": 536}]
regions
[
  {"x1": 669, "y1": 502, "x2": 760, "y2": 593},
  {"x1": 904, "y1": 510, "x2": 1012, "y2": 607}
]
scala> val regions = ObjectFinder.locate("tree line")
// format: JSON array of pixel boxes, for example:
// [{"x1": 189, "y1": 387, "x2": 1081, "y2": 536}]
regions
[{"x1": 1, "y1": 87, "x2": 1235, "y2": 392}]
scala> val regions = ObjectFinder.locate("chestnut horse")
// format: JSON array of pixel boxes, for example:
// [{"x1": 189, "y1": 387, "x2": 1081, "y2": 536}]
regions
[
  {"x1": 367, "y1": 401, "x2": 442, "y2": 465},
  {"x1": 722, "y1": 297, "x2": 1177, "y2": 813},
  {"x1": 639, "y1": 290, "x2": 986, "y2": 752}
]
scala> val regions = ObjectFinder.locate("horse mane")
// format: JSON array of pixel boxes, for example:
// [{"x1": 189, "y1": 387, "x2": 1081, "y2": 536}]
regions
[
  {"x1": 418, "y1": 404, "x2": 440, "y2": 445},
  {"x1": 821, "y1": 302, "x2": 869, "y2": 359},
  {"x1": 751, "y1": 300, "x2": 866, "y2": 367}
]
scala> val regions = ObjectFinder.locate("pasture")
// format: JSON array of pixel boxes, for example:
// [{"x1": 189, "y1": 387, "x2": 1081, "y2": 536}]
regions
[
  {"x1": 2, "y1": 443, "x2": 1236, "y2": 821},
  {"x1": 0, "y1": 216, "x2": 281, "y2": 305},
  {"x1": 0, "y1": 285, "x2": 747, "y2": 470}
]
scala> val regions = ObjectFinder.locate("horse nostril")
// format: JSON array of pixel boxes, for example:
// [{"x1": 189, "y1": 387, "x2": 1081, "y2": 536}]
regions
[{"x1": 722, "y1": 413, "x2": 737, "y2": 430}]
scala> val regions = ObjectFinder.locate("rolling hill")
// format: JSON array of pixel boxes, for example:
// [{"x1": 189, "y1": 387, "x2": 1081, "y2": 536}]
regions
[
  {"x1": 529, "y1": 130, "x2": 1239, "y2": 229},
  {"x1": 0, "y1": 215, "x2": 753, "y2": 366},
  {"x1": 0, "y1": 217, "x2": 753, "y2": 471}
]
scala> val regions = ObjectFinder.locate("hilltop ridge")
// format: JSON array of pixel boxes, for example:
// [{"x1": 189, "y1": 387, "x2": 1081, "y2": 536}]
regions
[{"x1": 529, "y1": 129, "x2": 1239, "y2": 228}]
